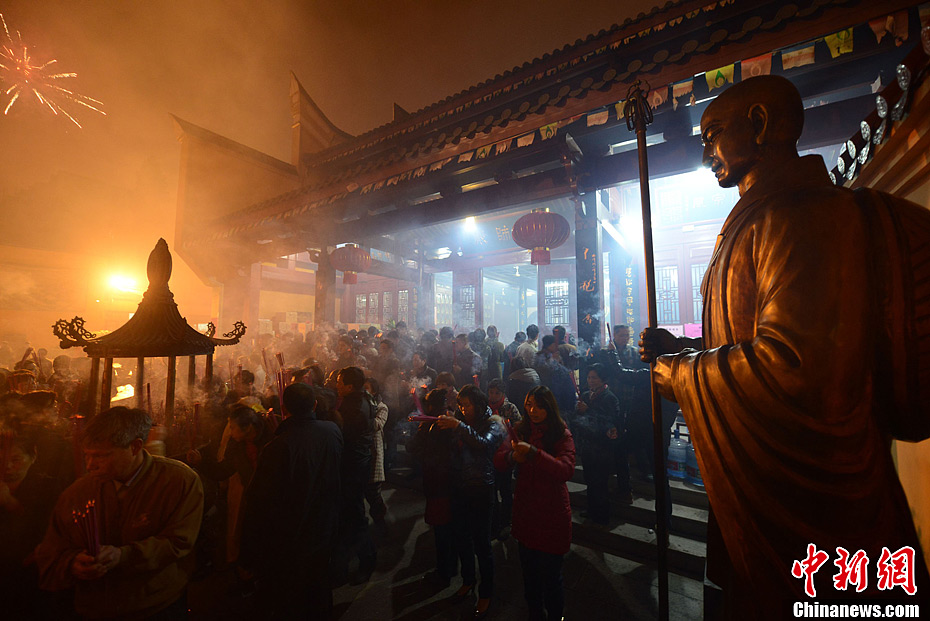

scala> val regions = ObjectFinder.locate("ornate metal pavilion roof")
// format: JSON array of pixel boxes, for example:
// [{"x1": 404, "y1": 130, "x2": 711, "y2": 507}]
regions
[{"x1": 53, "y1": 239, "x2": 245, "y2": 358}]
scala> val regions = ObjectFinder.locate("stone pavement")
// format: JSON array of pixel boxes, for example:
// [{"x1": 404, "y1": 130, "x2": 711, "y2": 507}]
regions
[{"x1": 189, "y1": 482, "x2": 702, "y2": 620}]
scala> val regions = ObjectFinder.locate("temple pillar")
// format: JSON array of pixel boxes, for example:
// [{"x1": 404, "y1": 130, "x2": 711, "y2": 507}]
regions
[
  {"x1": 313, "y1": 247, "x2": 336, "y2": 328},
  {"x1": 575, "y1": 193, "x2": 603, "y2": 349}
]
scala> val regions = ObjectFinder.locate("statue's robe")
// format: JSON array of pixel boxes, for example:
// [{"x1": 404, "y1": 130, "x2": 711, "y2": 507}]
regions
[{"x1": 663, "y1": 156, "x2": 927, "y2": 616}]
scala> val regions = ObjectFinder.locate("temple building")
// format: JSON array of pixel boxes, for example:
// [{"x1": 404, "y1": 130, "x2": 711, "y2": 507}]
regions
[{"x1": 173, "y1": 0, "x2": 930, "y2": 590}]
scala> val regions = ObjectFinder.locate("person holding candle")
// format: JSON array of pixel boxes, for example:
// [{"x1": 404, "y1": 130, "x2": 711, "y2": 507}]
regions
[
  {"x1": 493, "y1": 385, "x2": 575, "y2": 621},
  {"x1": 438, "y1": 384, "x2": 504, "y2": 618},
  {"x1": 35, "y1": 406, "x2": 204, "y2": 619}
]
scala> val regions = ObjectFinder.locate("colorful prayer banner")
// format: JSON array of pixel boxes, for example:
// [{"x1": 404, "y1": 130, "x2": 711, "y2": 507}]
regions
[
  {"x1": 824, "y1": 28, "x2": 853, "y2": 59},
  {"x1": 475, "y1": 145, "x2": 491, "y2": 159},
  {"x1": 539, "y1": 122, "x2": 559, "y2": 140},
  {"x1": 586, "y1": 110, "x2": 609, "y2": 126},
  {"x1": 741, "y1": 53, "x2": 772, "y2": 78},
  {"x1": 705, "y1": 64, "x2": 735, "y2": 91},
  {"x1": 458, "y1": 151, "x2": 474, "y2": 163},
  {"x1": 781, "y1": 44, "x2": 816, "y2": 70},
  {"x1": 869, "y1": 16, "x2": 891, "y2": 44},
  {"x1": 671, "y1": 79, "x2": 693, "y2": 110},
  {"x1": 516, "y1": 132, "x2": 536, "y2": 148},
  {"x1": 648, "y1": 86, "x2": 669, "y2": 109},
  {"x1": 893, "y1": 10, "x2": 909, "y2": 46},
  {"x1": 614, "y1": 101, "x2": 625, "y2": 120},
  {"x1": 493, "y1": 140, "x2": 511, "y2": 155}
]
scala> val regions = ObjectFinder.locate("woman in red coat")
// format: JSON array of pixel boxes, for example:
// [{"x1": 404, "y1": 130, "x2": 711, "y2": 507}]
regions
[{"x1": 494, "y1": 385, "x2": 575, "y2": 621}]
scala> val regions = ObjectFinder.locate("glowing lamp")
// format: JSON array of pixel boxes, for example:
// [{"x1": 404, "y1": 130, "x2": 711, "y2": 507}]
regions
[
  {"x1": 330, "y1": 244, "x2": 371, "y2": 284},
  {"x1": 109, "y1": 274, "x2": 139, "y2": 293},
  {"x1": 511, "y1": 208, "x2": 571, "y2": 265}
]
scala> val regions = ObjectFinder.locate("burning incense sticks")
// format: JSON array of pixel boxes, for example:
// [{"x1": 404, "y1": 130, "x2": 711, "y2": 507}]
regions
[
  {"x1": 408, "y1": 415, "x2": 439, "y2": 423},
  {"x1": 504, "y1": 418, "x2": 520, "y2": 445},
  {"x1": 72, "y1": 499, "x2": 100, "y2": 557}
]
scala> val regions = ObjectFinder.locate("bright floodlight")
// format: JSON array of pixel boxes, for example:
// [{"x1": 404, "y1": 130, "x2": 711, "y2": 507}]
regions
[{"x1": 464, "y1": 216, "x2": 477, "y2": 231}]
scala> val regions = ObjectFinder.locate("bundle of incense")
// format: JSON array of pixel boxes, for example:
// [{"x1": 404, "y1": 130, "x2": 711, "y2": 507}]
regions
[
  {"x1": 409, "y1": 414, "x2": 439, "y2": 422},
  {"x1": 473, "y1": 374, "x2": 479, "y2": 386},
  {"x1": 606, "y1": 323, "x2": 612, "y2": 343},
  {"x1": 275, "y1": 352, "x2": 286, "y2": 368},
  {"x1": 411, "y1": 386, "x2": 424, "y2": 415},
  {"x1": 72, "y1": 382, "x2": 85, "y2": 416},
  {"x1": 72, "y1": 500, "x2": 100, "y2": 557},
  {"x1": 569, "y1": 370, "x2": 580, "y2": 396},
  {"x1": 504, "y1": 418, "x2": 520, "y2": 445},
  {"x1": 227, "y1": 359, "x2": 235, "y2": 384},
  {"x1": 261, "y1": 348, "x2": 271, "y2": 385}
]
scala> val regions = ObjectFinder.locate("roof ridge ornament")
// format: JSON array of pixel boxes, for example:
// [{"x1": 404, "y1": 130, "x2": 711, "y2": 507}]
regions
[{"x1": 52, "y1": 239, "x2": 246, "y2": 357}]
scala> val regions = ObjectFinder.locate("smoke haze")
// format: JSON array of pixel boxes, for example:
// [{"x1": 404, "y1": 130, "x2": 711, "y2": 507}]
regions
[{"x1": 0, "y1": 0, "x2": 658, "y2": 348}]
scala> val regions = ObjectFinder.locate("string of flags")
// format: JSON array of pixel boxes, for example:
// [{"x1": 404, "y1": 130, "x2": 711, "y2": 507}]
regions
[{"x1": 204, "y1": 4, "x2": 930, "y2": 244}]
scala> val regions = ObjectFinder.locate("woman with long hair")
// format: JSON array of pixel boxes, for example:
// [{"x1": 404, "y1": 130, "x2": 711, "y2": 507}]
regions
[
  {"x1": 494, "y1": 385, "x2": 576, "y2": 621},
  {"x1": 437, "y1": 384, "x2": 504, "y2": 618}
]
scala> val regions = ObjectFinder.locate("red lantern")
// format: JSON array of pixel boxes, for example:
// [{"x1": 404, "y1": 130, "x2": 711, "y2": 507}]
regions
[
  {"x1": 511, "y1": 209, "x2": 571, "y2": 265},
  {"x1": 330, "y1": 244, "x2": 371, "y2": 284}
]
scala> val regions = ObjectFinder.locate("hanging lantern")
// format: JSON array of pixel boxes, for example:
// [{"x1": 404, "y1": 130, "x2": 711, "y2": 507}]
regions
[
  {"x1": 511, "y1": 208, "x2": 571, "y2": 265},
  {"x1": 330, "y1": 244, "x2": 371, "y2": 284}
]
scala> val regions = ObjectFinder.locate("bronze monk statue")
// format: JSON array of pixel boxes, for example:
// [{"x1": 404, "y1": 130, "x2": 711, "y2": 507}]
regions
[{"x1": 640, "y1": 75, "x2": 928, "y2": 617}]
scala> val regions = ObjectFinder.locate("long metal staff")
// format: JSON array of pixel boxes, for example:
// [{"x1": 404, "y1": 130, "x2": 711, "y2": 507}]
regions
[{"x1": 623, "y1": 80, "x2": 669, "y2": 621}]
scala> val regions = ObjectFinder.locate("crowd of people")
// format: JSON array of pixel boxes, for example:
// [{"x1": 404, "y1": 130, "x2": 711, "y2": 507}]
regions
[{"x1": 0, "y1": 320, "x2": 669, "y2": 619}]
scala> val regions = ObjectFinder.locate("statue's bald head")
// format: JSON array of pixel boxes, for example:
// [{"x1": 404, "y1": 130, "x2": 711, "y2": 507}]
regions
[
  {"x1": 702, "y1": 75, "x2": 804, "y2": 148},
  {"x1": 700, "y1": 76, "x2": 805, "y2": 192}
]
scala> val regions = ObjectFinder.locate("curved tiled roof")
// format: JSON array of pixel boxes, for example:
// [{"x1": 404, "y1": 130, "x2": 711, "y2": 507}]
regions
[{"x1": 187, "y1": 0, "x2": 910, "y2": 246}]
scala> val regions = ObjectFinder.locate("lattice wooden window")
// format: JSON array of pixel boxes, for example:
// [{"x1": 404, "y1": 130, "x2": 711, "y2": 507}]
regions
[
  {"x1": 398, "y1": 290, "x2": 408, "y2": 325},
  {"x1": 691, "y1": 263, "x2": 708, "y2": 323},
  {"x1": 355, "y1": 294, "x2": 367, "y2": 323},
  {"x1": 544, "y1": 278, "x2": 570, "y2": 326},
  {"x1": 656, "y1": 265, "x2": 680, "y2": 324},
  {"x1": 368, "y1": 293, "x2": 379, "y2": 324},
  {"x1": 382, "y1": 291, "x2": 393, "y2": 324}
]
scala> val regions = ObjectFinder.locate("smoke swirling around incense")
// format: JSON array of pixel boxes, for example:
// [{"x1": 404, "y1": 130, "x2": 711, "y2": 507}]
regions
[{"x1": 0, "y1": 13, "x2": 105, "y2": 128}]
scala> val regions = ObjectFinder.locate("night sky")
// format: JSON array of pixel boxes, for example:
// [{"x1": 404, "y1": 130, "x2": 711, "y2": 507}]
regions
[{"x1": 0, "y1": 0, "x2": 659, "y2": 318}]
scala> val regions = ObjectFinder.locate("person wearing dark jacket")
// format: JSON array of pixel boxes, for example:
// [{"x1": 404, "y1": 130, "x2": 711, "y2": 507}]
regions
[
  {"x1": 239, "y1": 383, "x2": 342, "y2": 619},
  {"x1": 407, "y1": 389, "x2": 458, "y2": 587},
  {"x1": 187, "y1": 405, "x2": 272, "y2": 564},
  {"x1": 574, "y1": 363, "x2": 622, "y2": 525},
  {"x1": 506, "y1": 356, "x2": 539, "y2": 419},
  {"x1": 333, "y1": 366, "x2": 378, "y2": 584},
  {"x1": 494, "y1": 385, "x2": 575, "y2": 621},
  {"x1": 1, "y1": 427, "x2": 61, "y2": 618},
  {"x1": 437, "y1": 384, "x2": 504, "y2": 617}
]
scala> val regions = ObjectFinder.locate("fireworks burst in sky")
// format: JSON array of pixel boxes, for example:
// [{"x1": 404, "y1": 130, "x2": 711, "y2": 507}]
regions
[{"x1": 0, "y1": 13, "x2": 105, "y2": 128}]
